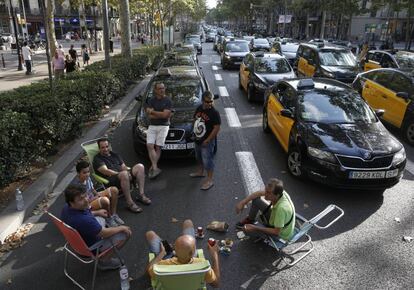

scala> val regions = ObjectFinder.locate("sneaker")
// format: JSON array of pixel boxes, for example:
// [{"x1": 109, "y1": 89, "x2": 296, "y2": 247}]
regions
[
  {"x1": 236, "y1": 217, "x2": 254, "y2": 230},
  {"x1": 149, "y1": 168, "x2": 162, "y2": 179},
  {"x1": 105, "y1": 216, "x2": 118, "y2": 228},
  {"x1": 98, "y1": 258, "x2": 121, "y2": 271},
  {"x1": 112, "y1": 214, "x2": 125, "y2": 225}
]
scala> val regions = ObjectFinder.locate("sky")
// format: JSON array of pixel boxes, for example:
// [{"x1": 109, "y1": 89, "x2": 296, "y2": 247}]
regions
[{"x1": 206, "y1": 0, "x2": 217, "y2": 9}]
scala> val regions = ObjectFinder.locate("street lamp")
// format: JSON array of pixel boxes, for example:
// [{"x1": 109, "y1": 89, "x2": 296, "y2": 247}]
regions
[{"x1": 8, "y1": 0, "x2": 23, "y2": 70}]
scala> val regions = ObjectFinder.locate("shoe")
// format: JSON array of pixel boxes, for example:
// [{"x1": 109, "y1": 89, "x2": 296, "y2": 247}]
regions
[
  {"x1": 136, "y1": 194, "x2": 151, "y2": 205},
  {"x1": 126, "y1": 202, "x2": 143, "y2": 213},
  {"x1": 148, "y1": 168, "x2": 154, "y2": 179},
  {"x1": 236, "y1": 217, "x2": 254, "y2": 230},
  {"x1": 105, "y1": 216, "x2": 118, "y2": 227},
  {"x1": 112, "y1": 214, "x2": 125, "y2": 225},
  {"x1": 149, "y1": 168, "x2": 162, "y2": 179},
  {"x1": 201, "y1": 181, "x2": 214, "y2": 190},
  {"x1": 98, "y1": 258, "x2": 122, "y2": 271}
]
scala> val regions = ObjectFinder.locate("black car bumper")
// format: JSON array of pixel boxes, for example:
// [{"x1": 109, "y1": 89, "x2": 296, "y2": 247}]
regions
[
  {"x1": 223, "y1": 56, "x2": 244, "y2": 67},
  {"x1": 303, "y1": 157, "x2": 405, "y2": 190}
]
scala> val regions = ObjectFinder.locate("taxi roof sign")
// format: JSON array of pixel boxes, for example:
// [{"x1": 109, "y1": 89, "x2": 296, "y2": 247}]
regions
[{"x1": 297, "y1": 79, "x2": 315, "y2": 90}]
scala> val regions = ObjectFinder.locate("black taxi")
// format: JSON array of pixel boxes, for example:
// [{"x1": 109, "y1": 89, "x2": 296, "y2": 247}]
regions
[
  {"x1": 352, "y1": 68, "x2": 414, "y2": 145},
  {"x1": 263, "y1": 78, "x2": 406, "y2": 190},
  {"x1": 294, "y1": 43, "x2": 359, "y2": 83}
]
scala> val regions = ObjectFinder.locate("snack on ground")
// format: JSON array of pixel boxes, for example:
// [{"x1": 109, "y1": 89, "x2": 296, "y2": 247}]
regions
[{"x1": 206, "y1": 221, "x2": 229, "y2": 232}]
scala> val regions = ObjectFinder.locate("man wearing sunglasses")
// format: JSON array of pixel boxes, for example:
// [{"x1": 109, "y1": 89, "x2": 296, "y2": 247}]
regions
[{"x1": 191, "y1": 91, "x2": 221, "y2": 190}]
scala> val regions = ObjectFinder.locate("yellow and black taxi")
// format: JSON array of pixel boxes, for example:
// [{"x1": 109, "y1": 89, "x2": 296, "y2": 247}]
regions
[
  {"x1": 221, "y1": 39, "x2": 250, "y2": 69},
  {"x1": 262, "y1": 78, "x2": 406, "y2": 190},
  {"x1": 239, "y1": 51, "x2": 296, "y2": 101},
  {"x1": 352, "y1": 68, "x2": 414, "y2": 145},
  {"x1": 133, "y1": 66, "x2": 218, "y2": 157},
  {"x1": 270, "y1": 40, "x2": 300, "y2": 65},
  {"x1": 294, "y1": 43, "x2": 359, "y2": 83},
  {"x1": 361, "y1": 50, "x2": 414, "y2": 77}
]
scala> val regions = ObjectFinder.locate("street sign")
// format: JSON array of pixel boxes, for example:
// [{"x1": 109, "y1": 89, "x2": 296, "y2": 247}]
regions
[{"x1": 278, "y1": 15, "x2": 292, "y2": 24}]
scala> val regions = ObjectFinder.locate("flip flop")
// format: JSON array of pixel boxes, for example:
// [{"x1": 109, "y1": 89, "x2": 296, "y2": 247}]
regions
[
  {"x1": 126, "y1": 203, "x2": 143, "y2": 213},
  {"x1": 189, "y1": 172, "x2": 206, "y2": 178},
  {"x1": 136, "y1": 194, "x2": 152, "y2": 205},
  {"x1": 201, "y1": 181, "x2": 214, "y2": 191}
]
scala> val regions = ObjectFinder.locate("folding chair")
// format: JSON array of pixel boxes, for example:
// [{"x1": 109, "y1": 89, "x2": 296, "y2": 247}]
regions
[
  {"x1": 47, "y1": 212, "x2": 121, "y2": 290},
  {"x1": 148, "y1": 249, "x2": 211, "y2": 290},
  {"x1": 262, "y1": 204, "x2": 344, "y2": 267},
  {"x1": 80, "y1": 138, "x2": 110, "y2": 187}
]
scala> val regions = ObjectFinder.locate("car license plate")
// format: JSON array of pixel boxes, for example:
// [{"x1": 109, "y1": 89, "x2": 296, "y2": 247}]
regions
[
  {"x1": 349, "y1": 169, "x2": 398, "y2": 179},
  {"x1": 163, "y1": 143, "x2": 195, "y2": 150}
]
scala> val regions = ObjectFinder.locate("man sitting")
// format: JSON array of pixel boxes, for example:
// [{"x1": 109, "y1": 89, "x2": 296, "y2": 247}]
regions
[
  {"x1": 145, "y1": 219, "x2": 220, "y2": 288},
  {"x1": 61, "y1": 184, "x2": 132, "y2": 270},
  {"x1": 93, "y1": 137, "x2": 150, "y2": 213},
  {"x1": 235, "y1": 178, "x2": 296, "y2": 242},
  {"x1": 72, "y1": 160, "x2": 124, "y2": 227}
]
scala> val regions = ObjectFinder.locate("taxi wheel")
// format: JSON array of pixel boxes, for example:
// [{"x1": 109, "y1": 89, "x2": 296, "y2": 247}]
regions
[
  {"x1": 287, "y1": 147, "x2": 303, "y2": 178},
  {"x1": 247, "y1": 85, "x2": 255, "y2": 102},
  {"x1": 262, "y1": 108, "x2": 270, "y2": 133},
  {"x1": 403, "y1": 120, "x2": 414, "y2": 145}
]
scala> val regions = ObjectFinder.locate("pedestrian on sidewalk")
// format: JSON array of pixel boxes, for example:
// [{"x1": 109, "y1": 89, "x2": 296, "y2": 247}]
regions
[
  {"x1": 52, "y1": 51, "x2": 65, "y2": 79},
  {"x1": 68, "y1": 44, "x2": 78, "y2": 66},
  {"x1": 145, "y1": 82, "x2": 173, "y2": 179},
  {"x1": 61, "y1": 184, "x2": 131, "y2": 270},
  {"x1": 65, "y1": 55, "x2": 77, "y2": 73},
  {"x1": 22, "y1": 41, "x2": 34, "y2": 75},
  {"x1": 109, "y1": 37, "x2": 114, "y2": 53},
  {"x1": 190, "y1": 91, "x2": 221, "y2": 190},
  {"x1": 81, "y1": 44, "x2": 90, "y2": 66},
  {"x1": 57, "y1": 44, "x2": 65, "y2": 58}
]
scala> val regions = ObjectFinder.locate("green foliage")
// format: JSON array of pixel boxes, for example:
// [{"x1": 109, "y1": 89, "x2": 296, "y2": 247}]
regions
[{"x1": 0, "y1": 47, "x2": 163, "y2": 188}]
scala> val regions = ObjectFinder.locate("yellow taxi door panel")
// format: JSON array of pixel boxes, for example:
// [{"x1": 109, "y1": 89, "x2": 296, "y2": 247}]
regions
[
  {"x1": 362, "y1": 80, "x2": 382, "y2": 109},
  {"x1": 268, "y1": 94, "x2": 294, "y2": 152},
  {"x1": 306, "y1": 63, "x2": 316, "y2": 77},
  {"x1": 298, "y1": 57, "x2": 307, "y2": 76},
  {"x1": 267, "y1": 95, "x2": 283, "y2": 142},
  {"x1": 381, "y1": 89, "x2": 409, "y2": 128},
  {"x1": 276, "y1": 111, "x2": 294, "y2": 152},
  {"x1": 364, "y1": 61, "x2": 381, "y2": 72},
  {"x1": 240, "y1": 64, "x2": 248, "y2": 90}
]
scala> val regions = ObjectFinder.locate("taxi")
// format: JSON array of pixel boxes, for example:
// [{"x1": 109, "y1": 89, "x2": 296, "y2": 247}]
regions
[
  {"x1": 262, "y1": 78, "x2": 406, "y2": 189},
  {"x1": 352, "y1": 68, "x2": 414, "y2": 145},
  {"x1": 239, "y1": 51, "x2": 295, "y2": 101},
  {"x1": 294, "y1": 43, "x2": 359, "y2": 83},
  {"x1": 361, "y1": 50, "x2": 414, "y2": 77}
]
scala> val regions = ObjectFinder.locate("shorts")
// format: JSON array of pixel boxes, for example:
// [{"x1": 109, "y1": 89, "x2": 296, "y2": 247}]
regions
[
  {"x1": 107, "y1": 174, "x2": 121, "y2": 188},
  {"x1": 149, "y1": 227, "x2": 196, "y2": 258},
  {"x1": 195, "y1": 140, "x2": 215, "y2": 171},
  {"x1": 147, "y1": 125, "x2": 169, "y2": 147},
  {"x1": 90, "y1": 188, "x2": 112, "y2": 210},
  {"x1": 90, "y1": 232, "x2": 128, "y2": 253}
]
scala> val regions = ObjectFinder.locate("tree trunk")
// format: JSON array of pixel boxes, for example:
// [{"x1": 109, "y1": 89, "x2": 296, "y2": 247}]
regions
[
  {"x1": 305, "y1": 12, "x2": 310, "y2": 39},
  {"x1": 320, "y1": 10, "x2": 326, "y2": 39},
  {"x1": 405, "y1": 3, "x2": 412, "y2": 49},
  {"x1": 119, "y1": 0, "x2": 132, "y2": 57},
  {"x1": 46, "y1": 0, "x2": 56, "y2": 56}
]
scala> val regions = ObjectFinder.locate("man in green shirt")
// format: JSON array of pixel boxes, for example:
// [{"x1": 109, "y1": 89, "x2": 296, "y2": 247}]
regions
[{"x1": 235, "y1": 178, "x2": 295, "y2": 241}]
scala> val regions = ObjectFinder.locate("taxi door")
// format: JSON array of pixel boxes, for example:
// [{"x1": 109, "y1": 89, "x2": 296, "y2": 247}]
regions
[
  {"x1": 364, "y1": 61, "x2": 381, "y2": 71},
  {"x1": 240, "y1": 56, "x2": 251, "y2": 91},
  {"x1": 364, "y1": 52, "x2": 382, "y2": 71}
]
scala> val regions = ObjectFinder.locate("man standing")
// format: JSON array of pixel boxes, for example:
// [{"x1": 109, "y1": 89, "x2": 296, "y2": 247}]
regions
[
  {"x1": 145, "y1": 82, "x2": 173, "y2": 179},
  {"x1": 146, "y1": 219, "x2": 220, "y2": 288},
  {"x1": 21, "y1": 42, "x2": 33, "y2": 75},
  {"x1": 235, "y1": 178, "x2": 296, "y2": 242},
  {"x1": 93, "y1": 137, "x2": 150, "y2": 212},
  {"x1": 61, "y1": 184, "x2": 131, "y2": 270},
  {"x1": 68, "y1": 44, "x2": 77, "y2": 63},
  {"x1": 190, "y1": 91, "x2": 221, "y2": 190}
]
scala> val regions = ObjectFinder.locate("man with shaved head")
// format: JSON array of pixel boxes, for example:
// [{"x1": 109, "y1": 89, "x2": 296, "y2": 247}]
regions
[{"x1": 146, "y1": 219, "x2": 220, "y2": 288}]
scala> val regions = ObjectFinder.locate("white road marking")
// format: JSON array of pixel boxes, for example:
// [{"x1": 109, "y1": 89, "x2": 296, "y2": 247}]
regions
[
  {"x1": 239, "y1": 114, "x2": 262, "y2": 128},
  {"x1": 229, "y1": 73, "x2": 238, "y2": 78},
  {"x1": 212, "y1": 65, "x2": 219, "y2": 70},
  {"x1": 214, "y1": 74, "x2": 222, "y2": 81},
  {"x1": 215, "y1": 60, "x2": 221, "y2": 64},
  {"x1": 201, "y1": 61, "x2": 209, "y2": 64},
  {"x1": 405, "y1": 159, "x2": 414, "y2": 175},
  {"x1": 218, "y1": 86, "x2": 229, "y2": 97},
  {"x1": 236, "y1": 151, "x2": 265, "y2": 195},
  {"x1": 225, "y1": 108, "x2": 241, "y2": 128}
]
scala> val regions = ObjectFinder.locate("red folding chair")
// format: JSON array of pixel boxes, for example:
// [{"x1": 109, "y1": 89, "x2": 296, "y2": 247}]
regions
[{"x1": 47, "y1": 212, "x2": 119, "y2": 290}]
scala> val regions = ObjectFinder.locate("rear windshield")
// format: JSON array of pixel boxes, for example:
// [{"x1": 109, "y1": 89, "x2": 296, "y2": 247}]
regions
[
  {"x1": 254, "y1": 58, "x2": 291, "y2": 73},
  {"x1": 254, "y1": 39, "x2": 269, "y2": 44},
  {"x1": 318, "y1": 49, "x2": 357, "y2": 66}
]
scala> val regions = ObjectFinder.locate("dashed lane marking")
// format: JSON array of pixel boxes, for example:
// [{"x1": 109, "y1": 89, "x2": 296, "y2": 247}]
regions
[
  {"x1": 218, "y1": 86, "x2": 229, "y2": 97},
  {"x1": 212, "y1": 65, "x2": 219, "y2": 70},
  {"x1": 201, "y1": 61, "x2": 209, "y2": 64},
  {"x1": 236, "y1": 151, "x2": 265, "y2": 195},
  {"x1": 215, "y1": 74, "x2": 222, "y2": 81},
  {"x1": 225, "y1": 108, "x2": 242, "y2": 128}
]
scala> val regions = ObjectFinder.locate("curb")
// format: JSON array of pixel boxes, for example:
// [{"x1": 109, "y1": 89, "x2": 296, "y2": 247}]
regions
[{"x1": 0, "y1": 76, "x2": 150, "y2": 242}]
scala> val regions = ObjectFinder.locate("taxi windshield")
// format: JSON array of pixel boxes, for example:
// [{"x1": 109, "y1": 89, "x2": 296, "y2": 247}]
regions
[
  {"x1": 318, "y1": 49, "x2": 357, "y2": 66},
  {"x1": 255, "y1": 58, "x2": 291, "y2": 73},
  {"x1": 225, "y1": 42, "x2": 249, "y2": 52},
  {"x1": 395, "y1": 52, "x2": 414, "y2": 70},
  {"x1": 299, "y1": 90, "x2": 376, "y2": 124}
]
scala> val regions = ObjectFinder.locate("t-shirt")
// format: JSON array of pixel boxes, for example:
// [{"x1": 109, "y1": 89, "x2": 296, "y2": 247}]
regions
[
  {"x1": 146, "y1": 96, "x2": 173, "y2": 126},
  {"x1": 68, "y1": 48, "x2": 77, "y2": 60},
  {"x1": 148, "y1": 257, "x2": 216, "y2": 284},
  {"x1": 193, "y1": 105, "x2": 221, "y2": 144},
  {"x1": 93, "y1": 151, "x2": 124, "y2": 177},
  {"x1": 53, "y1": 57, "x2": 65, "y2": 70},
  {"x1": 268, "y1": 191, "x2": 295, "y2": 241},
  {"x1": 71, "y1": 176, "x2": 95, "y2": 200},
  {"x1": 61, "y1": 204, "x2": 102, "y2": 247},
  {"x1": 22, "y1": 46, "x2": 31, "y2": 61}
]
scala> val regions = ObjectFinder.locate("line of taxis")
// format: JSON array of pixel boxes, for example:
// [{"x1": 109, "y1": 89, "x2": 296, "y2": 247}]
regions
[{"x1": 224, "y1": 38, "x2": 413, "y2": 190}]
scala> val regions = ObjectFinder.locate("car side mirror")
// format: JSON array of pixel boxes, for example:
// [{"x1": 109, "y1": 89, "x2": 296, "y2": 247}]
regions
[
  {"x1": 396, "y1": 92, "x2": 409, "y2": 101},
  {"x1": 375, "y1": 109, "x2": 385, "y2": 117},
  {"x1": 280, "y1": 109, "x2": 294, "y2": 119},
  {"x1": 135, "y1": 94, "x2": 143, "y2": 101},
  {"x1": 214, "y1": 94, "x2": 219, "y2": 99}
]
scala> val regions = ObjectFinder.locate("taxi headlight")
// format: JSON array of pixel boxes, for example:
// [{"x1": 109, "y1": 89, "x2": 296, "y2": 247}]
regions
[
  {"x1": 308, "y1": 147, "x2": 337, "y2": 163},
  {"x1": 392, "y1": 148, "x2": 406, "y2": 166}
]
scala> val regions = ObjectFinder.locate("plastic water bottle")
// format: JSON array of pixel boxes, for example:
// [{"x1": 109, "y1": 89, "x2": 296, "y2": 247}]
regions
[
  {"x1": 15, "y1": 188, "x2": 24, "y2": 211},
  {"x1": 119, "y1": 264, "x2": 130, "y2": 290}
]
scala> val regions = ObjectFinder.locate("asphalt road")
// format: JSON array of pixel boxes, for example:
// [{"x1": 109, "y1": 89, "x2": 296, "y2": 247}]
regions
[{"x1": 0, "y1": 42, "x2": 413, "y2": 290}]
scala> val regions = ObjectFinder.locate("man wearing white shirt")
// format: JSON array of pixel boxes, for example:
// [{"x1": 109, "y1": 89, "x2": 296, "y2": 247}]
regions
[{"x1": 22, "y1": 42, "x2": 33, "y2": 75}]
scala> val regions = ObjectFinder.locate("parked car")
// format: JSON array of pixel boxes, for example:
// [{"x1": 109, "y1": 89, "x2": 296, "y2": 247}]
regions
[
  {"x1": 239, "y1": 51, "x2": 296, "y2": 101},
  {"x1": 221, "y1": 39, "x2": 250, "y2": 69},
  {"x1": 352, "y1": 68, "x2": 414, "y2": 145},
  {"x1": 262, "y1": 78, "x2": 406, "y2": 189},
  {"x1": 271, "y1": 41, "x2": 300, "y2": 65},
  {"x1": 185, "y1": 35, "x2": 202, "y2": 54},
  {"x1": 206, "y1": 32, "x2": 216, "y2": 42},
  {"x1": 249, "y1": 38, "x2": 271, "y2": 51},
  {"x1": 361, "y1": 50, "x2": 414, "y2": 77}
]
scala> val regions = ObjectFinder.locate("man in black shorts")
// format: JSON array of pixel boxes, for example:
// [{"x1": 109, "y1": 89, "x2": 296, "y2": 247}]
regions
[{"x1": 93, "y1": 137, "x2": 150, "y2": 213}]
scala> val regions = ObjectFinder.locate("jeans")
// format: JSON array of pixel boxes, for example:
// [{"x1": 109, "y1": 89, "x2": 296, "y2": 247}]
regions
[
  {"x1": 25, "y1": 60, "x2": 31, "y2": 73},
  {"x1": 195, "y1": 140, "x2": 215, "y2": 171}
]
